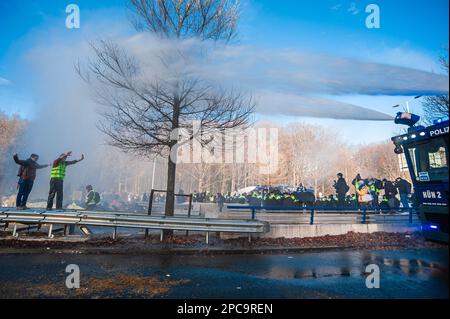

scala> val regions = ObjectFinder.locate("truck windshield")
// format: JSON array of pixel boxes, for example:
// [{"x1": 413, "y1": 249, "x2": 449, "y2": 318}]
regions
[{"x1": 407, "y1": 136, "x2": 449, "y2": 182}]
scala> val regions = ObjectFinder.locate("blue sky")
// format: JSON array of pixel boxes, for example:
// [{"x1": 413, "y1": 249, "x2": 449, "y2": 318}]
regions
[
  {"x1": 242, "y1": 0, "x2": 448, "y2": 51},
  {"x1": 0, "y1": 0, "x2": 448, "y2": 144}
]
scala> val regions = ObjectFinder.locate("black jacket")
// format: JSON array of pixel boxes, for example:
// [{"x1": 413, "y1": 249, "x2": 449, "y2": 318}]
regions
[
  {"x1": 14, "y1": 155, "x2": 48, "y2": 181},
  {"x1": 334, "y1": 177, "x2": 349, "y2": 195},
  {"x1": 396, "y1": 179, "x2": 412, "y2": 194},
  {"x1": 384, "y1": 181, "x2": 398, "y2": 197}
]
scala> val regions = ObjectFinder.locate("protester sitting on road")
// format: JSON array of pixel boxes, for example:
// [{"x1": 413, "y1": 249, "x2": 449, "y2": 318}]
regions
[
  {"x1": 85, "y1": 185, "x2": 101, "y2": 211},
  {"x1": 110, "y1": 195, "x2": 126, "y2": 211}
]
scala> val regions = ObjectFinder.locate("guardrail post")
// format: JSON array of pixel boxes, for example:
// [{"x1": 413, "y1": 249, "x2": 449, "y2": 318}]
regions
[
  {"x1": 206, "y1": 232, "x2": 209, "y2": 245},
  {"x1": 112, "y1": 227, "x2": 117, "y2": 240},
  {"x1": 310, "y1": 208, "x2": 314, "y2": 225},
  {"x1": 48, "y1": 224, "x2": 54, "y2": 239},
  {"x1": 362, "y1": 208, "x2": 367, "y2": 224},
  {"x1": 251, "y1": 208, "x2": 256, "y2": 220},
  {"x1": 12, "y1": 223, "x2": 18, "y2": 237},
  {"x1": 409, "y1": 208, "x2": 413, "y2": 224}
]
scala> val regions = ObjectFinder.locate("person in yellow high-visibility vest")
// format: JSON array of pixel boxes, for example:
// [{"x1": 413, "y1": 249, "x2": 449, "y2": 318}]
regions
[
  {"x1": 46, "y1": 151, "x2": 84, "y2": 210},
  {"x1": 352, "y1": 174, "x2": 371, "y2": 207},
  {"x1": 352, "y1": 174, "x2": 362, "y2": 206},
  {"x1": 355, "y1": 180, "x2": 372, "y2": 208}
]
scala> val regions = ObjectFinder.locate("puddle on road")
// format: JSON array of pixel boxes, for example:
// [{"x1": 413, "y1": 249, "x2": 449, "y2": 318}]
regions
[
  {"x1": 256, "y1": 254, "x2": 448, "y2": 281},
  {"x1": 293, "y1": 267, "x2": 362, "y2": 279},
  {"x1": 259, "y1": 266, "x2": 365, "y2": 280}
]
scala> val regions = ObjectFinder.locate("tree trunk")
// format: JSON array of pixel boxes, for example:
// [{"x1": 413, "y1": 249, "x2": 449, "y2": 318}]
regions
[
  {"x1": 163, "y1": 94, "x2": 181, "y2": 238},
  {"x1": 163, "y1": 153, "x2": 177, "y2": 238},
  {"x1": 165, "y1": 158, "x2": 176, "y2": 217}
]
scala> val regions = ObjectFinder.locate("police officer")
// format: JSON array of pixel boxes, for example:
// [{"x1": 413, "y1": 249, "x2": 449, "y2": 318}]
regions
[{"x1": 368, "y1": 178, "x2": 381, "y2": 208}]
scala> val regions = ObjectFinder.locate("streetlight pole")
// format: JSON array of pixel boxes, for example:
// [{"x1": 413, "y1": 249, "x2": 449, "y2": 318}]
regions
[{"x1": 151, "y1": 157, "x2": 157, "y2": 190}]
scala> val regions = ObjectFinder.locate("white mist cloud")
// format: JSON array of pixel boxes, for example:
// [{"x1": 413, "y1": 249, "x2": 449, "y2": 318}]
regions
[
  {"x1": 103, "y1": 34, "x2": 392, "y2": 121},
  {"x1": 19, "y1": 29, "x2": 448, "y2": 149},
  {"x1": 193, "y1": 44, "x2": 449, "y2": 96},
  {"x1": 15, "y1": 19, "x2": 448, "y2": 168},
  {"x1": 257, "y1": 92, "x2": 393, "y2": 121},
  {"x1": 359, "y1": 46, "x2": 445, "y2": 73},
  {"x1": 118, "y1": 35, "x2": 445, "y2": 120}
]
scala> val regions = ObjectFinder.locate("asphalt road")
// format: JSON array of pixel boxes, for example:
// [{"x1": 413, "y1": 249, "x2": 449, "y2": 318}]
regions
[{"x1": 0, "y1": 248, "x2": 448, "y2": 299}]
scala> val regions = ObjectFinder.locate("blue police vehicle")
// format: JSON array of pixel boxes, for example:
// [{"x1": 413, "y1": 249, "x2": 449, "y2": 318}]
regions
[{"x1": 392, "y1": 114, "x2": 449, "y2": 242}]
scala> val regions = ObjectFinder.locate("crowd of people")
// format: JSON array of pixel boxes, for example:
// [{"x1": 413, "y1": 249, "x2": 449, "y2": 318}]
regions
[
  {"x1": 342, "y1": 173, "x2": 413, "y2": 210},
  {"x1": 10, "y1": 151, "x2": 413, "y2": 213},
  {"x1": 192, "y1": 173, "x2": 413, "y2": 211},
  {"x1": 193, "y1": 187, "x2": 314, "y2": 204},
  {"x1": 97, "y1": 172, "x2": 412, "y2": 213}
]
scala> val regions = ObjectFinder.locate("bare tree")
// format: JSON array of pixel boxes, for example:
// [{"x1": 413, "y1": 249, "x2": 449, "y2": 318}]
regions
[
  {"x1": 78, "y1": 0, "x2": 252, "y2": 224},
  {"x1": 423, "y1": 50, "x2": 449, "y2": 124},
  {"x1": 129, "y1": 0, "x2": 239, "y2": 42},
  {"x1": 0, "y1": 112, "x2": 25, "y2": 194},
  {"x1": 0, "y1": 113, "x2": 24, "y2": 158},
  {"x1": 126, "y1": 119, "x2": 408, "y2": 198},
  {"x1": 79, "y1": 41, "x2": 253, "y2": 220},
  {"x1": 353, "y1": 141, "x2": 405, "y2": 181}
]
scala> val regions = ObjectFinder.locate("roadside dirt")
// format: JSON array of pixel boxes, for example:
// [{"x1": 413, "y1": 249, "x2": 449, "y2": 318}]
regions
[{"x1": 0, "y1": 231, "x2": 446, "y2": 254}]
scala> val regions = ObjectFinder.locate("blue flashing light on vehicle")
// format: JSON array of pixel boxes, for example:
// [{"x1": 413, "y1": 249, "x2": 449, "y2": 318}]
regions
[
  {"x1": 424, "y1": 224, "x2": 440, "y2": 231},
  {"x1": 433, "y1": 116, "x2": 449, "y2": 125}
]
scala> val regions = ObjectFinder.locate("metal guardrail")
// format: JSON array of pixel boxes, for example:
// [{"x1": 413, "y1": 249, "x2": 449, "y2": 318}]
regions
[
  {"x1": 0, "y1": 209, "x2": 270, "y2": 243},
  {"x1": 227, "y1": 205, "x2": 419, "y2": 225}
]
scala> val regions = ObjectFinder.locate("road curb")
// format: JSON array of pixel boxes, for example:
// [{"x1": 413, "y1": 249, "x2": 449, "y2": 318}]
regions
[{"x1": 0, "y1": 243, "x2": 433, "y2": 256}]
